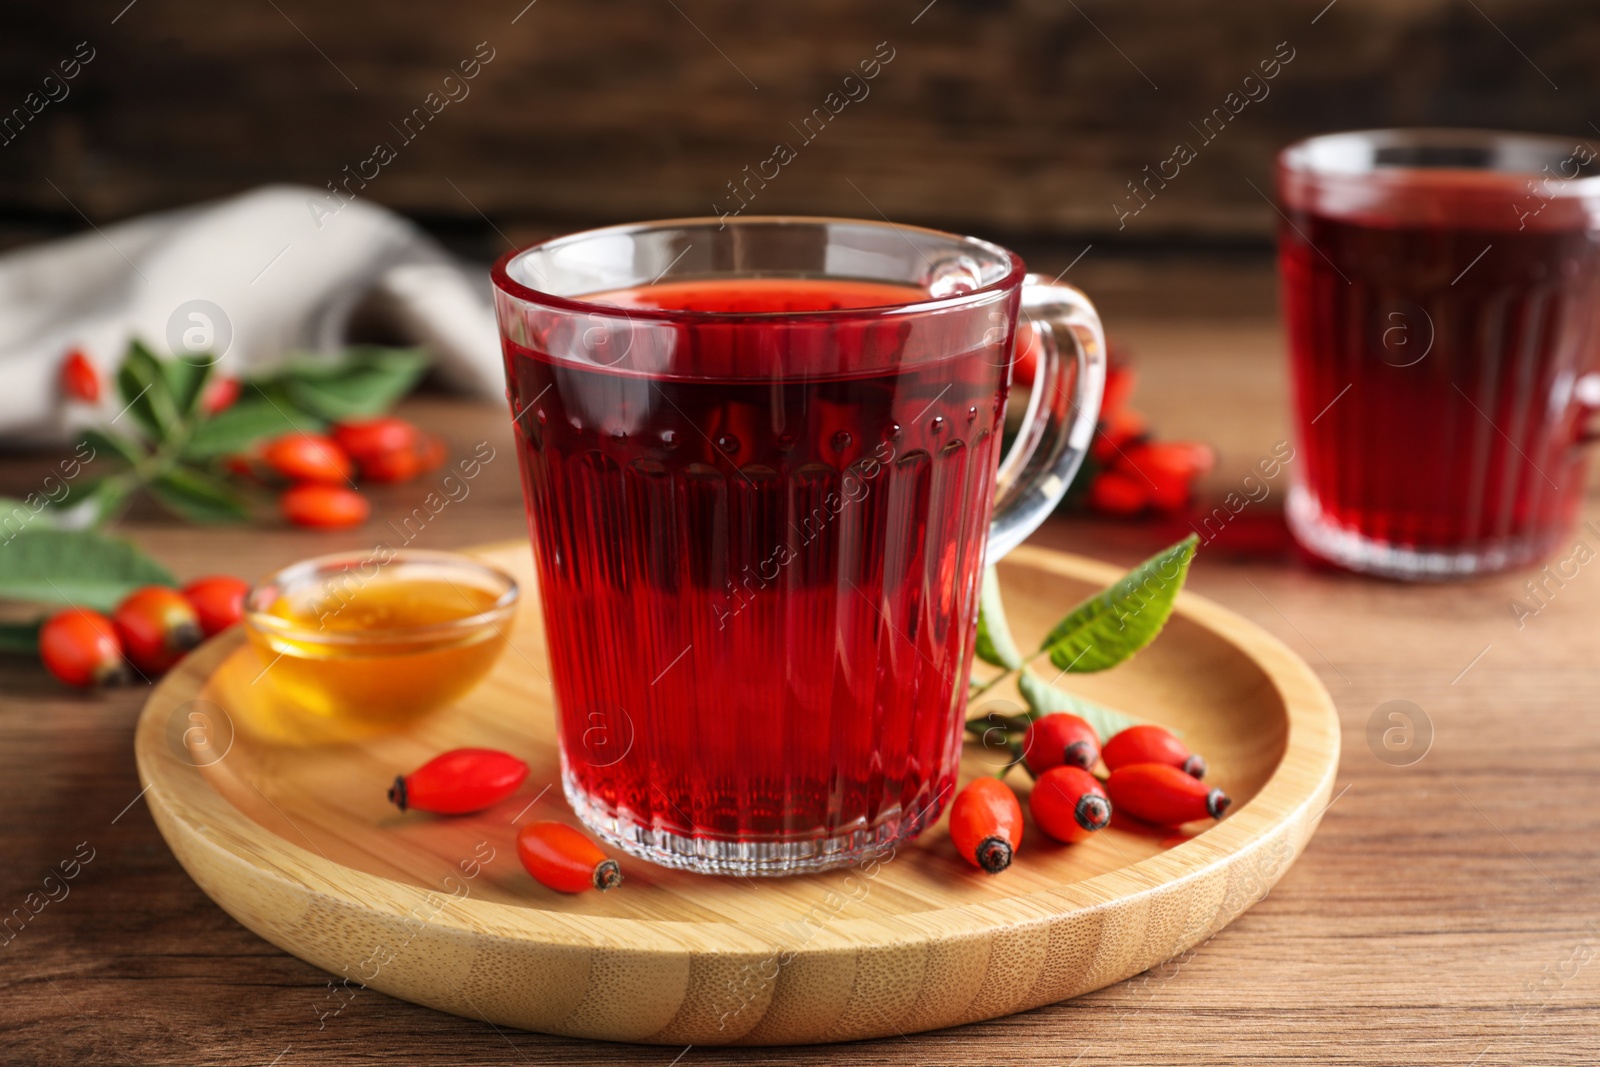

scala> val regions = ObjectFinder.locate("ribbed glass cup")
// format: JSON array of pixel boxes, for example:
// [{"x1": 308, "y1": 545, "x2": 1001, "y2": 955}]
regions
[
  {"x1": 1278, "y1": 129, "x2": 1600, "y2": 578},
  {"x1": 492, "y1": 217, "x2": 1103, "y2": 874}
]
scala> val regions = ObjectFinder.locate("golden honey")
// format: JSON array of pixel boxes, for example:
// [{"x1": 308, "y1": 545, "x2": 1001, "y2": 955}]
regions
[{"x1": 245, "y1": 554, "x2": 516, "y2": 739}]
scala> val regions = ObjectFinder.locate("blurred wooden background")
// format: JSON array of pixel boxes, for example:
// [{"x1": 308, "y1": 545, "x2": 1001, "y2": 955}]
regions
[{"x1": 0, "y1": 0, "x2": 1593, "y2": 265}]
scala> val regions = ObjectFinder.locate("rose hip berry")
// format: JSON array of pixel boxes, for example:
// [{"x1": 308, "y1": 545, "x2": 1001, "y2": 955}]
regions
[
  {"x1": 60, "y1": 349, "x2": 101, "y2": 404},
  {"x1": 40, "y1": 609, "x2": 129, "y2": 688},
  {"x1": 1029, "y1": 765, "x2": 1112, "y2": 844},
  {"x1": 181, "y1": 575, "x2": 251, "y2": 637},
  {"x1": 1102, "y1": 724, "x2": 1206, "y2": 779},
  {"x1": 1122, "y1": 441, "x2": 1215, "y2": 512},
  {"x1": 1106, "y1": 763, "x2": 1231, "y2": 827},
  {"x1": 388, "y1": 748, "x2": 530, "y2": 815},
  {"x1": 417, "y1": 434, "x2": 446, "y2": 472},
  {"x1": 1023, "y1": 712, "x2": 1100, "y2": 775},
  {"x1": 949, "y1": 776, "x2": 1024, "y2": 874},
  {"x1": 262, "y1": 433, "x2": 354, "y2": 485},
  {"x1": 281, "y1": 483, "x2": 369, "y2": 529},
  {"x1": 1087, "y1": 468, "x2": 1149, "y2": 516},
  {"x1": 354, "y1": 447, "x2": 422, "y2": 484},
  {"x1": 202, "y1": 376, "x2": 241, "y2": 416},
  {"x1": 517, "y1": 821, "x2": 622, "y2": 893},
  {"x1": 113, "y1": 587, "x2": 203, "y2": 675},
  {"x1": 333, "y1": 417, "x2": 420, "y2": 464}
]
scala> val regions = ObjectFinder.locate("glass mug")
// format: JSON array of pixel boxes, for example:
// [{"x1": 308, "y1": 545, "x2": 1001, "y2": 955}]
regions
[
  {"x1": 1278, "y1": 129, "x2": 1600, "y2": 579},
  {"x1": 492, "y1": 217, "x2": 1104, "y2": 874}
]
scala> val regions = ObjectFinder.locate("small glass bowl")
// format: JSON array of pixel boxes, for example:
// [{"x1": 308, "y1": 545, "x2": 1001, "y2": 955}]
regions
[{"x1": 244, "y1": 550, "x2": 519, "y2": 738}]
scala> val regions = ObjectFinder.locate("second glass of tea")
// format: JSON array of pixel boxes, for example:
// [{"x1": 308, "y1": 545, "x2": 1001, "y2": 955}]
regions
[
  {"x1": 1278, "y1": 128, "x2": 1600, "y2": 578},
  {"x1": 493, "y1": 217, "x2": 1104, "y2": 874}
]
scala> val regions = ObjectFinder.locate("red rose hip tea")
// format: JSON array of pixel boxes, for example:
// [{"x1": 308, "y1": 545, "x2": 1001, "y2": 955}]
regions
[
  {"x1": 1278, "y1": 129, "x2": 1600, "y2": 578},
  {"x1": 493, "y1": 219, "x2": 1106, "y2": 874}
]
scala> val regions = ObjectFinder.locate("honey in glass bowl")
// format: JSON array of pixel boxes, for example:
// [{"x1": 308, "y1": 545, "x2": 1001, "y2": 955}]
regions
[{"x1": 244, "y1": 551, "x2": 518, "y2": 738}]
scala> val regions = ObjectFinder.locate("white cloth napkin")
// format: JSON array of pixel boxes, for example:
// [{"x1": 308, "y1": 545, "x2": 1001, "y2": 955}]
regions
[{"x1": 0, "y1": 185, "x2": 504, "y2": 443}]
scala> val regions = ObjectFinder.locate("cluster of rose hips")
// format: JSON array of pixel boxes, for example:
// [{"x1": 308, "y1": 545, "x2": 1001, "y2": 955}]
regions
[
  {"x1": 950, "y1": 715, "x2": 1229, "y2": 874},
  {"x1": 235, "y1": 417, "x2": 446, "y2": 531},
  {"x1": 39, "y1": 576, "x2": 250, "y2": 688},
  {"x1": 1084, "y1": 363, "x2": 1215, "y2": 517},
  {"x1": 1013, "y1": 334, "x2": 1215, "y2": 518},
  {"x1": 389, "y1": 749, "x2": 621, "y2": 894},
  {"x1": 60, "y1": 348, "x2": 239, "y2": 415},
  {"x1": 61, "y1": 348, "x2": 445, "y2": 532}
]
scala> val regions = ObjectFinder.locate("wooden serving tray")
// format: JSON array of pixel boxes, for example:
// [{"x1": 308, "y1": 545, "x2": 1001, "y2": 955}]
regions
[{"x1": 135, "y1": 541, "x2": 1339, "y2": 1046}]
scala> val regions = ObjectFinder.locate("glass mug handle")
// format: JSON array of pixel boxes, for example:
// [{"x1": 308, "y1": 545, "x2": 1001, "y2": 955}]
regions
[{"x1": 986, "y1": 275, "x2": 1107, "y2": 564}]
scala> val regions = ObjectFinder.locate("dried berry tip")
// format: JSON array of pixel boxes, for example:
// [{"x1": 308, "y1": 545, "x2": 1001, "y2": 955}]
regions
[
  {"x1": 974, "y1": 836, "x2": 1013, "y2": 874},
  {"x1": 1064, "y1": 740, "x2": 1096, "y2": 770},
  {"x1": 171, "y1": 621, "x2": 203, "y2": 653},
  {"x1": 1183, "y1": 754, "x2": 1207, "y2": 779},
  {"x1": 1075, "y1": 794, "x2": 1112, "y2": 832},
  {"x1": 1206, "y1": 789, "x2": 1231, "y2": 819},
  {"x1": 593, "y1": 860, "x2": 623, "y2": 891},
  {"x1": 388, "y1": 775, "x2": 408, "y2": 812}
]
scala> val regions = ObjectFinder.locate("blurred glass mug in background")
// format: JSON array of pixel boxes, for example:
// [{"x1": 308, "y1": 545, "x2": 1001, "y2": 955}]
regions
[
  {"x1": 1277, "y1": 129, "x2": 1600, "y2": 579},
  {"x1": 493, "y1": 218, "x2": 1104, "y2": 874}
]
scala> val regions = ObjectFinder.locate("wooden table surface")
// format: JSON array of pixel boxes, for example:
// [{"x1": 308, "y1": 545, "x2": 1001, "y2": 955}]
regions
[{"x1": 4, "y1": 289, "x2": 1598, "y2": 1065}]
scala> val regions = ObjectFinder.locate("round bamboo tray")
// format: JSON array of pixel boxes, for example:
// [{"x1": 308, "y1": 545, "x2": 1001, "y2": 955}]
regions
[{"x1": 135, "y1": 540, "x2": 1339, "y2": 1045}]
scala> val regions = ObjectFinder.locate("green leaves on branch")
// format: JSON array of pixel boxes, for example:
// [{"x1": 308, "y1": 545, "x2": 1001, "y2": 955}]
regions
[
  {"x1": 0, "y1": 620, "x2": 43, "y2": 656},
  {"x1": 59, "y1": 340, "x2": 427, "y2": 528},
  {"x1": 973, "y1": 566, "x2": 1024, "y2": 670},
  {"x1": 258, "y1": 346, "x2": 428, "y2": 421},
  {"x1": 0, "y1": 528, "x2": 176, "y2": 612},
  {"x1": 182, "y1": 400, "x2": 316, "y2": 460},
  {"x1": 1038, "y1": 535, "x2": 1197, "y2": 673},
  {"x1": 147, "y1": 466, "x2": 252, "y2": 524},
  {"x1": 969, "y1": 535, "x2": 1198, "y2": 729},
  {"x1": 1016, "y1": 670, "x2": 1145, "y2": 740},
  {"x1": 973, "y1": 535, "x2": 1196, "y2": 677}
]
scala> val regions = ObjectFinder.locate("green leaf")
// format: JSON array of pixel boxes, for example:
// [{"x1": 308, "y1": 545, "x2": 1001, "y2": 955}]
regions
[
  {"x1": 0, "y1": 497, "x2": 54, "y2": 540},
  {"x1": 1017, "y1": 670, "x2": 1148, "y2": 741},
  {"x1": 163, "y1": 356, "x2": 215, "y2": 419},
  {"x1": 0, "y1": 529, "x2": 176, "y2": 610},
  {"x1": 272, "y1": 347, "x2": 428, "y2": 420},
  {"x1": 974, "y1": 566, "x2": 1024, "y2": 669},
  {"x1": 183, "y1": 398, "x2": 322, "y2": 460},
  {"x1": 77, "y1": 427, "x2": 145, "y2": 468},
  {"x1": 115, "y1": 340, "x2": 182, "y2": 441},
  {"x1": 1039, "y1": 535, "x2": 1198, "y2": 674},
  {"x1": 0, "y1": 619, "x2": 42, "y2": 656},
  {"x1": 147, "y1": 466, "x2": 253, "y2": 524}
]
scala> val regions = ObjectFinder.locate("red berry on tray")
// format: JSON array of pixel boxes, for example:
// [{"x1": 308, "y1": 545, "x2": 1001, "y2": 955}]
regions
[
  {"x1": 1102, "y1": 724, "x2": 1206, "y2": 779},
  {"x1": 40, "y1": 609, "x2": 129, "y2": 688},
  {"x1": 389, "y1": 748, "x2": 530, "y2": 815},
  {"x1": 517, "y1": 821, "x2": 622, "y2": 893},
  {"x1": 1106, "y1": 763, "x2": 1230, "y2": 827},
  {"x1": 949, "y1": 776, "x2": 1024, "y2": 874},
  {"x1": 1023, "y1": 712, "x2": 1100, "y2": 775},
  {"x1": 113, "y1": 587, "x2": 203, "y2": 675},
  {"x1": 182, "y1": 575, "x2": 251, "y2": 637},
  {"x1": 1030, "y1": 765, "x2": 1112, "y2": 844}
]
